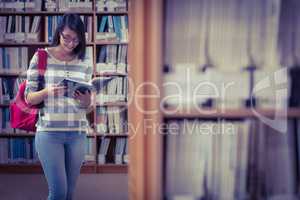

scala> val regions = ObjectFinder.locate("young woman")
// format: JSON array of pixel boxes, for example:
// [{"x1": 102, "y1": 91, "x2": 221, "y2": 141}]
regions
[{"x1": 25, "y1": 13, "x2": 93, "y2": 200}]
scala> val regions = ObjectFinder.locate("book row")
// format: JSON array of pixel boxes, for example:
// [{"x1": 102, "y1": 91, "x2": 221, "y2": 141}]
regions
[
  {"x1": 0, "y1": 14, "x2": 128, "y2": 43},
  {"x1": 0, "y1": 0, "x2": 41, "y2": 12},
  {"x1": 96, "y1": 44, "x2": 128, "y2": 73},
  {"x1": 0, "y1": 48, "x2": 28, "y2": 72},
  {"x1": 85, "y1": 137, "x2": 95, "y2": 162},
  {"x1": 97, "y1": 137, "x2": 128, "y2": 164},
  {"x1": 46, "y1": 15, "x2": 92, "y2": 43},
  {"x1": 163, "y1": 66, "x2": 289, "y2": 109},
  {"x1": 0, "y1": 46, "x2": 128, "y2": 73},
  {"x1": 0, "y1": 138, "x2": 38, "y2": 164},
  {"x1": 165, "y1": 119, "x2": 299, "y2": 200},
  {"x1": 45, "y1": 0, "x2": 127, "y2": 12},
  {"x1": 0, "y1": 0, "x2": 127, "y2": 12},
  {"x1": 96, "y1": 15, "x2": 128, "y2": 42},
  {"x1": 77, "y1": 136, "x2": 129, "y2": 164},
  {"x1": 0, "y1": 15, "x2": 41, "y2": 43},
  {"x1": 0, "y1": 78, "x2": 25, "y2": 105},
  {"x1": 95, "y1": 106, "x2": 128, "y2": 134},
  {"x1": 96, "y1": 0, "x2": 127, "y2": 12},
  {"x1": 45, "y1": 0, "x2": 92, "y2": 12},
  {"x1": 0, "y1": 108, "x2": 14, "y2": 133},
  {"x1": 95, "y1": 76, "x2": 128, "y2": 103},
  {"x1": 0, "y1": 15, "x2": 93, "y2": 43}
]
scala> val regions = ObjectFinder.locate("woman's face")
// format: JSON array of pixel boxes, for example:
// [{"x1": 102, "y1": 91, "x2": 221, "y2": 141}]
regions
[{"x1": 59, "y1": 27, "x2": 79, "y2": 54}]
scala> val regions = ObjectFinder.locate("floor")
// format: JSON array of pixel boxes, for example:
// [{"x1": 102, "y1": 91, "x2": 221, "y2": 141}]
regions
[{"x1": 0, "y1": 173, "x2": 128, "y2": 200}]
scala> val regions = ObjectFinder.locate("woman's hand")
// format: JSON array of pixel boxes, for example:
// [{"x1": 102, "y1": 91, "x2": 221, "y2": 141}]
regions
[
  {"x1": 44, "y1": 85, "x2": 67, "y2": 97},
  {"x1": 26, "y1": 85, "x2": 66, "y2": 105},
  {"x1": 73, "y1": 90, "x2": 91, "y2": 108}
]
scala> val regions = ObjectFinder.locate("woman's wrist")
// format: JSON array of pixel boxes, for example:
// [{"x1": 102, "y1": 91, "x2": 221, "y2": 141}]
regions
[
  {"x1": 82, "y1": 101, "x2": 91, "y2": 108},
  {"x1": 77, "y1": 99, "x2": 91, "y2": 108},
  {"x1": 41, "y1": 88, "x2": 49, "y2": 99}
]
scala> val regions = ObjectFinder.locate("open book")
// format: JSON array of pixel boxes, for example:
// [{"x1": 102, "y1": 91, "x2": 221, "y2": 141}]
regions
[{"x1": 58, "y1": 77, "x2": 113, "y2": 98}]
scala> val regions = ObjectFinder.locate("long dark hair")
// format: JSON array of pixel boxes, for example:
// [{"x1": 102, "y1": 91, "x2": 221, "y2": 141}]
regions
[{"x1": 51, "y1": 13, "x2": 86, "y2": 60}]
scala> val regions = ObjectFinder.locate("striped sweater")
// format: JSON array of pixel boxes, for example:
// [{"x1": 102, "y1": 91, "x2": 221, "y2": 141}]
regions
[{"x1": 25, "y1": 48, "x2": 93, "y2": 132}]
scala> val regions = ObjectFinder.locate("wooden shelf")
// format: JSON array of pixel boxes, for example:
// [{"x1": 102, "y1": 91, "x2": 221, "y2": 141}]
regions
[
  {"x1": 0, "y1": 42, "x2": 49, "y2": 47},
  {"x1": 95, "y1": 11, "x2": 128, "y2": 15},
  {"x1": 94, "y1": 72, "x2": 127, "y2": 76},
  {"x1": 0, "y1": 42, "x2": 94, "y2": 46},
  {"x1": 0, "y1": 163, "x2": 43, "y2": 174},
  {"x1": 81, "y1": 162, "x2": 97, "y2": 173},
  {"x1": 0, "y1": 11, "x2": 93, "y2": 16},
  {"x1": 0, "y1": 133, "x2": 96, "y2": 138},
  {"x1": 0, "y1": 71, "x2": 26, "y2": 76},
  {"x1": 163, "y1": 108, "x2": 300, "y2": 119},
  {"x1": 0, "y1": 163, "x2": 127, "y2": 174},
  {"x1": 95, "y1": 133, "x2": 129, "y2": 137},
  {"x1": 96, "y1": 164, "x2": 128, "y2": 173},
  {"x1": 0, "y1": 104, "x2": 10, "y2": 107},
  {"x1": 96, "y1": 102, "x2": 127, "y2": 107},
  {"x1": 0, "y1": 133, "x2": 35, "y2": 137},
  {"x1": 0, "y1": 163, "x2": 96, "y2": 174},
  {"x1": 0, "y1": 11, "x2": 128, "y2": 16},
  {"x1": 94, "y1": 41, "x2": 128, "y2": 45}
]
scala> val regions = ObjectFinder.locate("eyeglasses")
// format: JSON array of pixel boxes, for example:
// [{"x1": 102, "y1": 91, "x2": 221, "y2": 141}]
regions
[{"x1": 60, "y1": 32, "x2": 79, "y2": 45}]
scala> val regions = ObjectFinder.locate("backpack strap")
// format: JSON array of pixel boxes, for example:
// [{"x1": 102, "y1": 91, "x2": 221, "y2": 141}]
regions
[
  {"x1": 36, "y1": 49, "x2": 47, "y2": 108},
  {"x1": 37, "y1": 48, "x2": 47, "y2": 75}
]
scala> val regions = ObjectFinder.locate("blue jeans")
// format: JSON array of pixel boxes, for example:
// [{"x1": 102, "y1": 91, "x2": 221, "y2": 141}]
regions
[{"x1": 35, "y1": 131, "x2": 86, "y2": 200}]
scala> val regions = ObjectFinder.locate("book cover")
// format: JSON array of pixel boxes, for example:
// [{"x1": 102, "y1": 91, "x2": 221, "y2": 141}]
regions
[{"x1": 58, "y1": 77, "x2": 113, "y2": 98}]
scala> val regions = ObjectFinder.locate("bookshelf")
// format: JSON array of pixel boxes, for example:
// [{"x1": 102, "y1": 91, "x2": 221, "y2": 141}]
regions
[
  {"x1": 161, "y1": 112, "x2": 300, "y2": 200},
  {"x1": 128, "y1": 0, "x2": 300, "y2": 200},
  {"x1": 163, "y1": 108, "x2": 300, "y2": 119},
  {"x1": 0, "y1": 163, "x2": 127, "y2": 174},
  {"x1": 0, "y1": 0, "x2": 129, "y2": 175}
]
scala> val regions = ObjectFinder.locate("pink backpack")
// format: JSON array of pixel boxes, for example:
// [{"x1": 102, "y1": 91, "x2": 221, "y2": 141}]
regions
[{"x1": 10, "y1": 49, "x2": 47, "y2": 132}]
